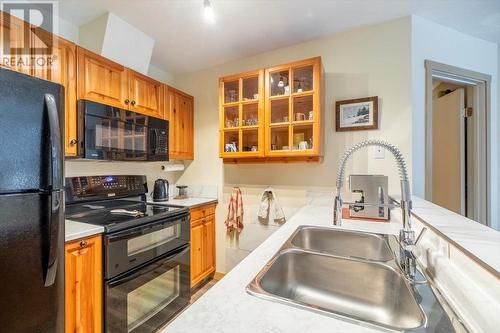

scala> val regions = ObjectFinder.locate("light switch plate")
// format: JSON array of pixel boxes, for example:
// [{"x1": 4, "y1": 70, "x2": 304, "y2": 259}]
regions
[{"x1": 373, "y1": 146, "x2": 385, "y2": 159}]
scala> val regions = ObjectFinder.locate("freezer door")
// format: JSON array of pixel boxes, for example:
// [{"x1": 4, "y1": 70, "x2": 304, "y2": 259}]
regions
[
  {"x1": 0, "y1": 192, "x2": 64, "y2": 332},
  {"x1": 0, "y1": 68, "x2": 64, "y2": 193}
]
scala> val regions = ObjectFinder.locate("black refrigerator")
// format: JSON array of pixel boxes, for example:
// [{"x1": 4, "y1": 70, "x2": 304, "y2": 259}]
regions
[{"x1": 0, "y1": 68, "x2": 65, "y2": 332}]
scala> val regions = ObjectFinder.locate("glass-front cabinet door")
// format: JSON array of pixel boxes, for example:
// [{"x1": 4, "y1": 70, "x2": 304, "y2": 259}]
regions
[
  {"x1": 219, "y1": 69, "x2": 264, "y2": 158},
  {"x1": 265, "y1": 57, "x2": 321, "y2": 157}
]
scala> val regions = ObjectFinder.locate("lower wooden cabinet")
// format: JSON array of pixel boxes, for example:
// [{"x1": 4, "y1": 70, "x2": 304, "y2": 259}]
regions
[
  {"x1": 65, "y1": 235, "x2": 103, "y2": 333},
  {"x1": 190, "y1": 204, "x2": 216, "y2": 287}
]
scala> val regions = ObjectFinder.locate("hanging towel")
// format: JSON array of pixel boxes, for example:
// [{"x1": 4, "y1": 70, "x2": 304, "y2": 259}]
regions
[
  {"x1": 257, "y1": 187, "x2": 286, "y2": 222},
  {"x1": 225, "y1": 187, "x2": 244, "y2": 232}
]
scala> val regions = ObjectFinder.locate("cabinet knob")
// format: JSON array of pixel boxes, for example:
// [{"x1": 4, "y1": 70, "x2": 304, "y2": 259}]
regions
[
  {"x1": 125, "y1": 99, "x2": 130, "y2": 105},
  {"x1": 79, "y1": 240, "x2": 87, "y2": 248},
  {"x1": 69, "y1": 138, "x2": 77, "y2": 146},
  {"x1": 131, "y1": 100, "x2": 136, "y2": 106}
]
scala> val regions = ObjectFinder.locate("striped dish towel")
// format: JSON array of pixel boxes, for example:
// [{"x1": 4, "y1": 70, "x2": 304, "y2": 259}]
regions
[{"x1": 225, "y1": 187, "x2": 244, "y2": 232}]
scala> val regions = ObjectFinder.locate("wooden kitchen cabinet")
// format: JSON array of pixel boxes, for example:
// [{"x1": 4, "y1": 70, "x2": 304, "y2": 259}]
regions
[
  {"x1": 219, "y1": 69, "x2": 265, "y2": 159},
  {"x1": 219, "y1": 57, "x2": 323, "y2": 163},
  {"x1": 190, "y1": 203, "x2": 216, "y2": 287},
  {"x1": 65, "y1": 235, "x2": 103, "y2": 333},
  {"x1": 77, "y1": 47, "x2": 165, "y2": 118},
  {"x1": 31, "y1": 29, "x2": 78, "y2": 156},
  {"x1": 77, "y1": 47, "x2": 129, "y2": 109},
  {"x1": 128, "y1": 69, "x2": 164, "y2": 118},
  {"x1": 167, "y1": 86, "x2": 194, "y2": 160},
  {"x1": 0, "y1": 12, "x2": 31, "y2": 75}
]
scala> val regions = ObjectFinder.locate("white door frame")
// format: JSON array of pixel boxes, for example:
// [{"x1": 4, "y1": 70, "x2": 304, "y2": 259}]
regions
[{"x1": 424, "y1": 60, "x2": 491, "y2": 226}]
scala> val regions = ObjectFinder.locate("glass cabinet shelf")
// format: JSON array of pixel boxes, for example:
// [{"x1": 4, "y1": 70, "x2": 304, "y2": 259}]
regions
[
  {"x1": 219, "y1": 57, "x2": 322, "y2": 162},
  {"x1": 220, "y1": 70, "x2": 264, "y2": 158}
]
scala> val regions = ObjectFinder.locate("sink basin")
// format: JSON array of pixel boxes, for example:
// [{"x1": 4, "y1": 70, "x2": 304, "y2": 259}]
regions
[
  {"x1": 291, "y1": 226, "x2": 394, "y2": 262},
  {"x1": 248, "y1": 249, "x2": 426, "y2": 331}
]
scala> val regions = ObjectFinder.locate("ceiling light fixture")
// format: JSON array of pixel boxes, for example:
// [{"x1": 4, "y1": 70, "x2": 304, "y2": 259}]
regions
[{"x1": 204, "y1": 0, "x2": 215, "y2": 23}]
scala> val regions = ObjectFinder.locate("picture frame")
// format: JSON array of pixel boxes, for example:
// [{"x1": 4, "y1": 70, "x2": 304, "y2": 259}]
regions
[{"x1": 335, "y1": 96, "x2": 378, "y2": 131}]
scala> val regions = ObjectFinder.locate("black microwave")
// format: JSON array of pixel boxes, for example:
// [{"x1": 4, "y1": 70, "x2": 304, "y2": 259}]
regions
[{"x1": 77, "y1": 100, "x2": 168, "y2": 161}]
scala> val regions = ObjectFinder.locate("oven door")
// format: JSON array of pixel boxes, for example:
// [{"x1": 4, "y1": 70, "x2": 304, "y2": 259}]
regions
[
  {"x1": 106, "y1": 245, "x2": 190, "y2": 333},
  {"x1": 105, "y1": 213, "x2": 190, "y2": 279}
]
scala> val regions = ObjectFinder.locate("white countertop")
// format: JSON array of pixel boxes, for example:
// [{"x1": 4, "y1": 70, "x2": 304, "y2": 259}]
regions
[
  {"x1": 395, "y1": 196, "x2": 500, "y2": 274},
  {"x1": 65, "y1": 219, "x2": 104, "y2": 242},
  {"x1": 148, "y1": 197, "x2": 218, "y2": 208},
  {"x1": 163, "y1": 205, "x2": 402, "y2": 333}
]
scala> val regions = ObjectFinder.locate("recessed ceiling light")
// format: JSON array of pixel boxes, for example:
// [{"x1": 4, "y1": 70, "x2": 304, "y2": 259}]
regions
[{"x1": 204, "y1": 0, "x2": 215, "y2": 23}]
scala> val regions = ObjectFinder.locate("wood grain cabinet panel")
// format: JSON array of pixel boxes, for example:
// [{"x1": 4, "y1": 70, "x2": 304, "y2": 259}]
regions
[
  {"x1": 190, "y1": 221, "x2": 204, "y2": 284},
  {"x1": 31, "y1": 30, "x2": 78, "y2": 156},
  {"x1": 190, "y1": 204, "x2": 216, "y2": 288},
  {"x1": 0, "y1": 12, "x2": 31, "y2": 74},
  {"x1": 168, "y1": 86, "x2": 194, "y2": 160},
  {"x1": 128, "y1": 70, "x2": 163, "y2": 118},
  {"x1": 65, "y1": 235, "x2": 102, "y2": 333},
  {"x1": 77, "y1": 47, "x2": 128, "y2": 109}
]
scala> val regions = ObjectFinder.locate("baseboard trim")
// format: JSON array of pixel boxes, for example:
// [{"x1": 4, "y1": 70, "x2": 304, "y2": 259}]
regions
[{"x1": 213, "y1": 271, "x2": 226, "y2": 281}]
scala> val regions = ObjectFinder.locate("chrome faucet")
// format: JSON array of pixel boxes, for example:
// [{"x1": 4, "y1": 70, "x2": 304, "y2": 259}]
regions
[{"x1": 333, "y1": 139, "x2": 423, "y2": 280}]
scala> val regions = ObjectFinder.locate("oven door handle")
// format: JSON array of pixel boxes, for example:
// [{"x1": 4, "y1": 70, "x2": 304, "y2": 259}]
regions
[
  {"x1": 108, "y1": 244, "x2": 189, "y2": 287},
  {"x1": 106, "y1": 214, "x2": 187, "y2": 243}
]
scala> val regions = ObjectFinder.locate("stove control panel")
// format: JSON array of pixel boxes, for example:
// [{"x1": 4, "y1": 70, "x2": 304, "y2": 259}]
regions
[{"x1": 65, "y1": 175, "x2": 147, "y2": 203}]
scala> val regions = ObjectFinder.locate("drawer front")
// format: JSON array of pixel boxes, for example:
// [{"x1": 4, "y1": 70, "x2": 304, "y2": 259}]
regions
[{"x1": 190, "y1": 204, "x2": 216, "y2": 221}]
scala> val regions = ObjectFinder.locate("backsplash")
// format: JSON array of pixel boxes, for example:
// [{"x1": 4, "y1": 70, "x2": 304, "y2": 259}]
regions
[{"x1": 65, "y1": 160, "x2": 182, "y2": 196}]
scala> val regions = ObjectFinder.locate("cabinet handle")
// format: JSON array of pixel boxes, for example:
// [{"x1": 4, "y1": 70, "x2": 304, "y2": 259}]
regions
[
  {"x1": 79, "y1": 240, "x2": 87, "y2": 248},
  {"x1": 69, "y1": 138, "x2": 77, "y2": 146},
  {"x1": 131, "y1": 100, "x2": 136, "y2": 106},
  {"x1": 173, "y1": 108, "x2": 176, "y2": 113},
  {"x1": 125, "y1": 99, "x2": 130, "y2": 105}
]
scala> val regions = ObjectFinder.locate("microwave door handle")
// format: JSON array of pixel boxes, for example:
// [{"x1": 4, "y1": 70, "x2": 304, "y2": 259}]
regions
[
  {"x1": 45, "y1": 94, "x2": 62, "y2": 190},
  {"x1": 108, "y1": 245, "x2": 189, "y2": 287},
  {"x1": 150, "y1": 128, "x2": 158, "y2": 153}
]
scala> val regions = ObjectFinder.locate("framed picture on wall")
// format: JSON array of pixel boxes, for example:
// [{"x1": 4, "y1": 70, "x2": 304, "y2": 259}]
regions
[{"x1": 335, "y1": 96, "x2": 378, "y2": 131}]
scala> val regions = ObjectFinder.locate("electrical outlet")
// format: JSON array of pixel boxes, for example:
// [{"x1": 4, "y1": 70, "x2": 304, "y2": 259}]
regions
[{"x1": 373, "y1": 146, "x2": 385, "y2": 159}]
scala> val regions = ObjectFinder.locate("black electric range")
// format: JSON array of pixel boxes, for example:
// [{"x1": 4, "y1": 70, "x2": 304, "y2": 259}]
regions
[
  {"x1": 65, "y1": 198, "x2": 187, "y2": 233},
  {"x1": 65, "y1": 175, "x2": 191, "y2": 333}
]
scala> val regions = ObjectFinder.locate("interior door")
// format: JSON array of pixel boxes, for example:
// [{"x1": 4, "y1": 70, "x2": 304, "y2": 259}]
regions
[{"x1": 432, "y1": 88, "x2": 465, "y2": 214}]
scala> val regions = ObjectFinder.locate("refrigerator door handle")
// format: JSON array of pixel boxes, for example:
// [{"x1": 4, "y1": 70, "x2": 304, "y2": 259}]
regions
[
  {"x1": 44, "y1": 190, "x2": 63, "y2": 287},
  {"x1": 45, "y1": 94, "x2": 62, "y2": 190}
]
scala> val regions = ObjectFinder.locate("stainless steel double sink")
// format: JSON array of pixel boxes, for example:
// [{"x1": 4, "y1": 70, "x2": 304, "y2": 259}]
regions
[{"x1": 247, "y1": 226, "x2": 459, "y2": 332}]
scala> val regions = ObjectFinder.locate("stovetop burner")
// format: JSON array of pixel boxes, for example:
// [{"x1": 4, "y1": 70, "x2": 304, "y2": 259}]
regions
[{"x1": 65, "y1": 199, "x2": 186, "y2": 233}]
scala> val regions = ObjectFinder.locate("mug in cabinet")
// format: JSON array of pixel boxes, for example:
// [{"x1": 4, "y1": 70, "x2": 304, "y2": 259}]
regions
[{"x1": 295, "y1": 113, "x2": 306, "y2": 121}]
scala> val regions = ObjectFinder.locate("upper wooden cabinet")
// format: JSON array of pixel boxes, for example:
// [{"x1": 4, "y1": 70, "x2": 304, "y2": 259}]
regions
[
  {"x1": 219, "y1": 69, "x2": 264, "y2": 159},
  {"x1": 0, "y1": 12, "x2": 31, "y2": 75},
  {"x1": 77, "y1": 47, "x2": 129, "y2": 109},
  {"x1": 31, "y1": 30, "x2": 78, "y2": 156},
  {"x1": 265, "y1": 57, "x2": 322, "y2": 159},
  {"x1": 167, "y1": 86, "x2": 194, "y2": 160},
  {"x1": 128, "y1": 69, "x2": 163, "y2": 118},
  {"x1": 77, "y1": 47, "x2": 165, "y2": 119},
  {"x1": 219, "y1": 57, "x2": 322, "y2": 163}
]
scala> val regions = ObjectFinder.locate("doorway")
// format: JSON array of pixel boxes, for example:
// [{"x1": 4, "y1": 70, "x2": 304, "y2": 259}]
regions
[{"x1": 425, "y1": 60, "x2": 491, "y2": 226}]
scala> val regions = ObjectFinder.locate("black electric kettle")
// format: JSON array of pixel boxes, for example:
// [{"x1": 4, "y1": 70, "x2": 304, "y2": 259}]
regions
[{"x1": 153, "y1": 179, "x2": 169, "y2": 202}]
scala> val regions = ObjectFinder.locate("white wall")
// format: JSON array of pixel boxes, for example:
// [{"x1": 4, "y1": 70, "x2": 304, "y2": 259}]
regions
[
  {"x1": 410, "y1": 15, "x2": 499, "y2": 229},
  {"x1": 174, "y1": 17, "x2": 412, "y2": 272}
]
